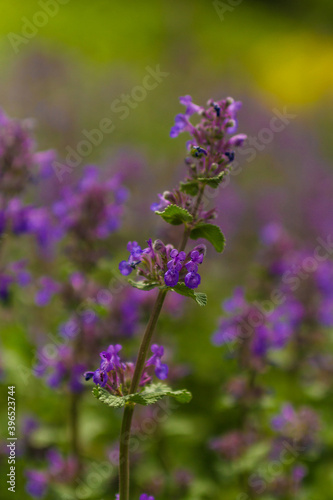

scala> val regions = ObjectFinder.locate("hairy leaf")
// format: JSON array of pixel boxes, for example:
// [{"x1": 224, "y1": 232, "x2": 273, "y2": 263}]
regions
[
  {"x1": 156, "y1": 204, "x2": 193, "y2": 225},
  {"x1": 197, "y1": 172, "x2": 225, "y2": 188},
  {"x1": 170, "y1": 283, "x2": 207, "y2": 306},
  {"x1": 128, "y1": 279, "x2": 160, "y2": 291},
  {"x1": 93, "y1": 383, "x2": 192, "y2": 408},
  {"x1": 190, "y1": 223, "x2": 226, "y2": 253},
  {"x1": 179, "y1": 180, "x2": 199, "y2": 196}
]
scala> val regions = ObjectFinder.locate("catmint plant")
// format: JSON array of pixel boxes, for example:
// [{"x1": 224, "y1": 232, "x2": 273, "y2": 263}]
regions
[
  {"x1": 86, "y1": 95, "x2": 247, "y2": 499},
  {"x1": 210, "y1": 221, "x2": 331, "y2": 498}
]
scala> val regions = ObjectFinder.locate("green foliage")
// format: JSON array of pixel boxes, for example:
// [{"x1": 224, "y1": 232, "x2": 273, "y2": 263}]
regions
[
  {"x1": 197, "y1": 172, "x2": 225, "y2": 188},
  {"x1": 170, "y1": 283, "x2": 208, "y2": 306},
  {"x1": 155, "y1": 204, "x2": 193, "y2": 225},
  {"x1": 128, "y1": 279, "x2": 160, "y2": 291},
  {"x1": 190, "y1": 223, "x2": 226, "y2": 253},
  {"x1": 93, "y1": 383, "x2": 192, "y2": 408},
  {"x1": 179, "y1": 180, "x2": 200, "y2": 196}
]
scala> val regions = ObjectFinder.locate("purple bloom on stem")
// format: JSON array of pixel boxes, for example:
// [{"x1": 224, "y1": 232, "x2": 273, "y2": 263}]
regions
[
  {"x1": 146, "y1": 344, "x2": 168, "y2": 380},
  {"x1": 170, "y1": 95, "x2": 204, "y2": 138},
  {"x1": 127, "y1": 241, "x2": 142, "y2": 259},
  {"x1": 190, "y1": 249, "x2": 204, "y2": 264},
  {"x1": 150, "y1": 193, "x2": 171, "y2": 212},
  {"x1": 164, "y1": 268, "x2": 179, "y2": 287},
  {"x1": 100, "y1": 344, "x2": 123, "y2": 371},
  {"x1": 119, "y1": 241, "x2": 143, "y2": 275},
  {"x1": 119, "y1": 260, "x2": 133, "y2": 276},
  {"x1": 184, "y1": 271, "x2": 201, "y2": 289},
  {"x1": 168, "y1": 249, "x2": 186, "y2": 272},
  {"x1": 227, "y1": 133, "x2": 247, "y2": 147},
  {"x1": 93, "y1": 369, "x2": 108, "y2": 387},
  {"x1": 179, "y1": 95, "x2": 203, "y2": 116},
  {"x1": 139, "y1": 495, "x2": 155, "y2": 500},
  {"x1": 185, "y1": 261, "x2": 198, "y2": 272},
  {"x1": 225, "y1": 100, "x2": 242, "y2": 133}
]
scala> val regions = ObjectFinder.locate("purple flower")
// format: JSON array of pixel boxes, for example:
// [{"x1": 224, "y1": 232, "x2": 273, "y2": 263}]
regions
[
  {"x1": 179, "y1": 95, "x2": 204, "y2": 116},
  {"x1": 100, "y1": 344, "x2": 123, "y2": 371},
  {"x1": 184, "y1": 271, "x2": 201, "y2": 289},
  {"x1": 190, "y1": 249, "x2": 204, "y2": 264},
  {"x1": 119, "y1": 241, "x2": 143, "y2": 276},
  {"x1": 222, "y1": 287, "x2": 246, "y2": 314},
  {"x1": 164, "y1": 269, "x2": 179, "y2": 287},
  {"x1": 35, "y1": 277, "x2": 60, "y2": 306},
  {"x1": 25, "y1": 470, "x2": 48, "y2": 498},
  {"x1": 150, "y1": 192, "x2": 171, "y2": 212},
  {"x1": 292, "y1": 464, "x2": 307, "y2": 484},
  {"x1": 139, "y1": 495, "x2": 155, "y2": 500},
  {"x1": 146, "y1": 344, "x2": 168, "y2": 380},
  {"x1": 170, "y1": 95, "x2": 203, "y2": 138},
  {"x1": 227, "y1": 133, "x2": 247, "y2": 147},
  {"x1": 92, "y1": 369, "x2": 108, "y2": 387},
  {"x1": 119, "y1": 260, "x2": 133, "y2": 276},
  {"x1": 168, "y1": 249, "x2": 186, "y2": 272}
]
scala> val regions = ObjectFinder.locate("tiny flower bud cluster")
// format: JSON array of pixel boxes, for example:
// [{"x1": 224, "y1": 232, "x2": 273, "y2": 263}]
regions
[
  {"x1": 119, "y1": 239, "x2": 206, "y2": 289},
  {"x1": 170, "y1": 95, "x2": 247, "y2": 178}
]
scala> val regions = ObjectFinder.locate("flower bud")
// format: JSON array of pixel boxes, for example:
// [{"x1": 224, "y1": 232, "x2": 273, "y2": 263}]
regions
[{"x1": 153, "y1": 239, "x2": 166, "y2": 253}]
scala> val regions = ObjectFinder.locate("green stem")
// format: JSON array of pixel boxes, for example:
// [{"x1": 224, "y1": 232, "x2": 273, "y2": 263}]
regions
[
  {"x1": 119, "y1": 289, "x2": 167, "y2": 500},
  {"x1": 118, "y1": 183, "x2": 205, "y2": 500}
]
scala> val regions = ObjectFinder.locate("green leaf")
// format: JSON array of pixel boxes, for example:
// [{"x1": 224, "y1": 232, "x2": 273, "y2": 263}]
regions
[
  {"x1": 197, "y1": 172, "x2": 225, "y2": 188},
  {"x1": 93, "y1": 383, "x2": 192, "y2": 408},
  {"x1": 170, "y1": 283, "x2": 207, "y2": 307},
  {"x1": 190, "y1": 223, "x2": 226, "y2": 253},
  {"x1": 156, "y1": 204, "x2": 193, "y2": 225},
  {"x1": 128, "y1": 279, "x2": 160, "y2": 291},
  {"x1": 179, "y1": 180, "x2": 199, "y2": 196}
]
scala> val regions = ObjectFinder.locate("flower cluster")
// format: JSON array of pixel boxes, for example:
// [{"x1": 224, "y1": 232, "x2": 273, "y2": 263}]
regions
[
  {"x1": 85, "y1": 343, "x2": 168, "y2": 394},
  {"x1": 0, "y1": 109, "x2": 36, "y2": 196},
  {"x1": 53, "y1": 166, "x2": 128, "y2": 269},
  {"x1": 34, "y1": 344, "x2": 86, "y2": 393},
  {"x1": 119, "y1": 239, "x2": 206, "y2": 290},
  {"x1": 25, "y1": 449, "x2": 78, "y2": 499},
  {"x1": 170, "y1": 95, "x2": 247, "y2": 177},
  {"x1": 271, "y1": 403, "x2": 320, "y2": 451},
  {"x1": 212, "y1": 287, "x2": 304, "y2": 365},
  {"x1": 210, "y1": 430, "x2": 257, "y2": 461}
]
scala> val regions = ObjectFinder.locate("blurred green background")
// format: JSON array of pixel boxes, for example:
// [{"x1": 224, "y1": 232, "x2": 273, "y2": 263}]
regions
[{"x1": 1, "y1": 1, "x2": 333, "y2": 499}]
